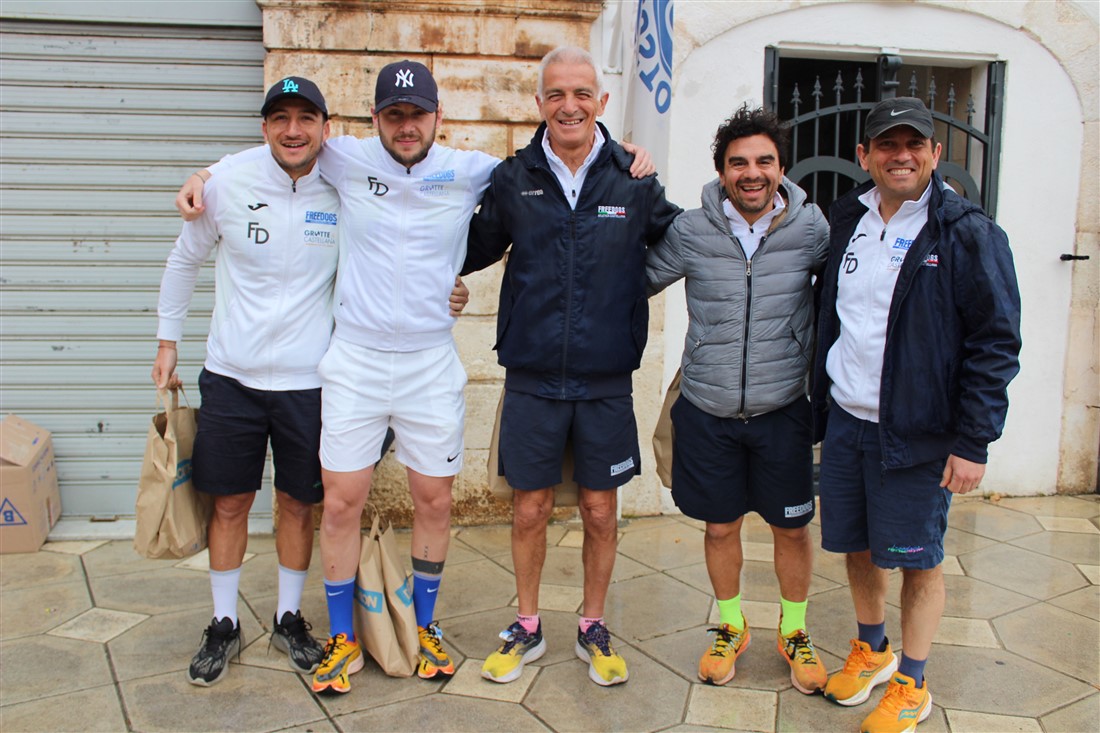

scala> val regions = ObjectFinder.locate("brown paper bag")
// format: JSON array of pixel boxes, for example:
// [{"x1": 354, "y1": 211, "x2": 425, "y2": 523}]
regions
[
  {"x1": 133, "y1": 388, "x2": 212, "y2": 559},
  {"x1": 353, "y1": 509, "x2": 419, "y2": 677},
  {"x1": 652, "y1": 370, "x2": 682, "y2": 489},
  {"x1": 487, "y1": 388, "x2": 579, "y2": 507}
]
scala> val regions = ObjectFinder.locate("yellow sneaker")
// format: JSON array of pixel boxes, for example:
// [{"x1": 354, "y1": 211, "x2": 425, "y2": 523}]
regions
[
  {"x1": 697, "y1": 622, "x2": 750, "y2": 685},
  {"x1": 310, "y1": 633, "x2": 364, "y2": 695},
  {"x1": 482, "y1": 621, "x2": 546, "y2": 684},
  {"x1": 777, "y1": 626, "x2": 827, "y2": 694},
  {"x1": 824, "y1": 638, "x2": 899, "y2": 706},
  {"x1": 860, "y1": 672, "x2": 931, "y2": 733},
  {"x1": 575, "y1": 621, "x2": 628, "y2": 686},
  {"x1": 417, "y1": 622, "x2": 455, "y2": 680}
]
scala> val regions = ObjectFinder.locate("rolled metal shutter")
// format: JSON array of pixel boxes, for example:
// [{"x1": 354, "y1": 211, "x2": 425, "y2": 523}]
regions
[{"x1": 0, "y1": 20, "x2": 264, "y2": 519}]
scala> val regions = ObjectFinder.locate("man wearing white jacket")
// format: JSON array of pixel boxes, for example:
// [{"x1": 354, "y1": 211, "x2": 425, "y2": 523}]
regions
[{"x1": 154, "y1": 77, "x2": 336, "y2": 686}]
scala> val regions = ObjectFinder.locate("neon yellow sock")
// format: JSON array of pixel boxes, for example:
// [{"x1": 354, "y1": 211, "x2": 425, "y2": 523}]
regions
[
  {"x1": 780, "y1": 597, "x2": 807, "y2": 636},
  {"x1": 715, "y1": 594, "x2": 745, "y2": 630}
]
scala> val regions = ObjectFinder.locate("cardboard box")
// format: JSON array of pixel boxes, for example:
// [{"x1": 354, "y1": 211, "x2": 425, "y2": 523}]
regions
[{"x1": 0, "y1": 415, "x2": 62, "y2": 553}]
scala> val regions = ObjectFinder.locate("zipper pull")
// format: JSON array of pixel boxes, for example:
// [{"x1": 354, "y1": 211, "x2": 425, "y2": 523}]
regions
[
  {"x1": 746, "y1": 260, "x2": 752, "y2": 278},
  {"x1": 880, "y1": 227, "x2": 886, "y2": 241}
]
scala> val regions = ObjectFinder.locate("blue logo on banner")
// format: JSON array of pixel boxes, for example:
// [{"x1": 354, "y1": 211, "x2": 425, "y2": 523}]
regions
[
  {"x1": 0, "y1": 498, "x2": 27, "y2": 526},
  {"x1": 634, "y1": 0, "x2": 674, "y2": 114}
]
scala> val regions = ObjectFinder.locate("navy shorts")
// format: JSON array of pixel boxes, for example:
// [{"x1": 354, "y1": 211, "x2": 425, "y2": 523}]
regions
[
  {"x1": 499, "y1": 391, "x2": 640, "y2": 491},
  {"x1": 818, "y1": 405, "x2": 951, "y2": 570},
  {"x1": 193, "y1": 369, "x2": 324, "y2": 504},
  {"x1": 670, "y1": 395, "x2": 815, "y2": 526}
]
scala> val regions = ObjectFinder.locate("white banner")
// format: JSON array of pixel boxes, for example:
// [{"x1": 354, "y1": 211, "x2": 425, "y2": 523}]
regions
[{"x1": 623, "y1": 0, "x2": 674, "y2": 175}]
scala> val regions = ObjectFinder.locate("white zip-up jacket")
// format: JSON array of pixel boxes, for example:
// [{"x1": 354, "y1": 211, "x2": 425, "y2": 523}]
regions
[
  {"x1": 157, "y1": 151, "x2": 341, "y2": 390},
  {"x1": 210, "y1": 137, "x2": 499, "y2": 352}
]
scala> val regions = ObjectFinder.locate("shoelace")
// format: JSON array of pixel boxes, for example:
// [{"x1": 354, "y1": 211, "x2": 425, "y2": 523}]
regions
[
  {"x1": 877, "y1": 678, "x2": 917, "y2": 715},
  {"x1": 841, "y1": 641, "x2": 875, "y2": 674},
  {"x1": 320, "y1": 634, "x2": 352, "y2": 666},
  {"x1": 201, "y1": 622, "x2": 235, "y2": 650},
  {"x1": 705, "y1": 626, "x2": 737, "y2": 658},
  {"x1": 421, "y1": 623, "x2": 446, "y2": 654},
  {"x1": 784, "y1": 631, "x2": 818, "y2": 664},
  {"x1": 498, "y1": 622, "x2": 532, "y2": 653},
  {"x1": 583, "y1": 623, "x2": 613, "y2": 656}
]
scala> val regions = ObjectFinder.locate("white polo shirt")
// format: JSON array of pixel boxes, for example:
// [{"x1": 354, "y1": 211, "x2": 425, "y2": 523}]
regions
[
  {"x1": 541, "y1": 125, "x2": 605, "y2": 211},
  {"x1": 826, "y1": 182, "x2": 933, "y2": 422}
]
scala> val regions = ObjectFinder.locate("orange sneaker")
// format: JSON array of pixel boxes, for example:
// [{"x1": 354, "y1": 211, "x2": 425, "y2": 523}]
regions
[
  {"x1": 417, "y1": 622, "x2": 455, "y2": 680},
  {"x1": 310, "y1": 634, "x2": 364, "y2": 695},
  {"x1": 824, "y1": 638, "x2": 898, "y2": 706},
  {"x1": 859, "y1": 672, "x2": 931, "y2": 733},
  {"x1": 697, "y1": 621, "x2": 750, "y2": 685},
  {"x1": 776, "y1": 626, "x2": 827, "y2": 694}
]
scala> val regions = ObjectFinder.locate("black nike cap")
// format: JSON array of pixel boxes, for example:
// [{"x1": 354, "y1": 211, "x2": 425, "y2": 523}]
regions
[{"x1": 865, "y1": 97, "x2": 934, "y2": 139}]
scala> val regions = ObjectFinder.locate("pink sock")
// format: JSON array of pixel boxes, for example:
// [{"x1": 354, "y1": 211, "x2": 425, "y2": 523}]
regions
[
  {"x1": 517, "y1": 614, "x2": 540, "y2": 634},
  {"x1": 579, "y1": 616, "x2": 603, "y2": 633}
]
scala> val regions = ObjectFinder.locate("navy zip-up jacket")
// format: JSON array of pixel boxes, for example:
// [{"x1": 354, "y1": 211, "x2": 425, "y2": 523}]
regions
[
  {"x1": 462, "y1": 122, "x2": 681, "y2": 400},
  {"x1": 812, "y1": 174, "x2": 1021, "y2": 468}
]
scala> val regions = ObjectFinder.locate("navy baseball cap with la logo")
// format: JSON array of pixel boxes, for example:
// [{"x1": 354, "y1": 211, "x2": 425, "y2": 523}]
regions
[
  {"x1": 260, "y1": 76, "x2": 328, "y2": 117},
  {"x1": 374, "y1": 60, "x2": 438, "y2": 113},
  {"x1": 865, "y1": 97, "x2": 935, "y2": 139}
]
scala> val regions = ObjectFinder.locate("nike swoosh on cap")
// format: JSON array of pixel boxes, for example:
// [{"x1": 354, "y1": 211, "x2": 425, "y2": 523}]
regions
[{"x1": 889, "y1": 109, "x2": 909, "y2": 117}]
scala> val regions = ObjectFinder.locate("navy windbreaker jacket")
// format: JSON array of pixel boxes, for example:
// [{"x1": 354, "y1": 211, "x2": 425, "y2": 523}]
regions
[
  {"x1": 462, "y1": 123, "x2": 682, "y2": 400},
  {"x1": 812, "y1": 174, "x2": 1022, "y2": 467}
]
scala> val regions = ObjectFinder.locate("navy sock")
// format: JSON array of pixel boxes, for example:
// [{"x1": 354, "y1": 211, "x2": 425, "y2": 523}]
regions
[
  {"x1": 898, "y1": 653, "x2": 927, "y2": 687},
  {"x1": 857, "y1": 621, "x2": 886, "y2": 652},
  {"x1": 324, "y1": 577, "x2": 356, "y2": 640}
]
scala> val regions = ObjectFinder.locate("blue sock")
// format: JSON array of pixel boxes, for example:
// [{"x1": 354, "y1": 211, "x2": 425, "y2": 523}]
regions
[
  {"x1": 324, "y1": 577, "x2": 356, "y2": 640},
  {"x1": 412, "y1": 570, "x2": 443, "y2": 629},
  {"x1": 857, "y1": 621, "x2": 886, "y2": 652},
  {"x1": 898, "y1": 653, "x2": 927, "y2": 686}
]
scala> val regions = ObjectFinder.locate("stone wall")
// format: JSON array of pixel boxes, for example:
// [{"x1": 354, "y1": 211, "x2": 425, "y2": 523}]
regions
[{"x1": 258, "y1": 0, "x2": 635, "y2": 526}]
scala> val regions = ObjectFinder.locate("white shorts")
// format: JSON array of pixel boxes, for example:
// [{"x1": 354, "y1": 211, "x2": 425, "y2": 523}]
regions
[{"x1": 318, "y1": 337, "x2": 466, "y2": 476}]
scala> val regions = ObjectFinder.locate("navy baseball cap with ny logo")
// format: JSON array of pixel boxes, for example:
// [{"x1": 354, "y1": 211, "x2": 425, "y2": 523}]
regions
[
  {"x1": 260, "y1": 76, "x2": 328, "y2": 117},
  {"x1": 374, "y1": 60, "x2": 438, "y2": 113}
]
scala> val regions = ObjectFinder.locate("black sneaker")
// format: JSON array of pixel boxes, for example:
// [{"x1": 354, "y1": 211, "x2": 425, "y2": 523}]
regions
[
  {"x1": 271, "y1": 610, "x2": 325, "y2": 674},
  {"x1": 188, "y1": 617, "x2": 242, "y2": 686}
]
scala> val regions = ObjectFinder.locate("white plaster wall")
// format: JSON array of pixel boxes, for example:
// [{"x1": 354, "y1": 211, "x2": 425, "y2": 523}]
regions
[{"x1": 658, "y1": 2, "x2": 1083, "y2": 495}]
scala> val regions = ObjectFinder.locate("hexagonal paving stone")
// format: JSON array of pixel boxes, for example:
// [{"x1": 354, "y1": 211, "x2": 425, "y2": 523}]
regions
[
  {"x1": 603, "y1": 572, "x2": 712, "y2": 642},
  {"x1": 335, "y1": 692, "x2": 552, "y2": 731},
  {"x1": 89, "y1": 566, "x2": 217, "y2": 615},
  {"x1": 0, "y1": 550, "x2": 83, "y2": 590},
  {"x1": 0, "y1": 580, "x2": 91, "y2": 639},
  {"x1": 947, "y1": 502, "x2": 1042, "y2": 542},
  {"x1": 1048, "y1": 584, "x2": 1099, "y2": 621},
  {"x1": 928, "y1": 644, "x2": 1094, "y2": 717},
  {"x1": 82, "y1": 539, "x2": 179, "y2": 578},
  {"x1": 960, "y1": 544, "x2": 1087, "y2": 600},
  {"x1": 525, "y1": 648, "x2": 689, "y2": 732},
  {"x1": 996, "y1": 495, "x2": 1099, "y2": 519},
  {"x1": 994, "y1": 602, "x2": 1099, "y2": 685},
  {"x1": 1010, "y1": 530, "x2": 1100, "y2": 566},
  {"x1": 0, "y1": 635, "x2": 112, "y2": 706},
  {"x1": 433, "y1": 558, "x2": 522, "y2": 620},
  {"x1": 944, "y1": 709, "x2": 1042, "y2": 732},
  {"x1": 1039, "y1": 692, "x2": 1100, "y2": 733},
  {"x1": 616, "y1": 521, "x2": 704, "y2": 570},
  {"x1": 685, "y1": 684, "x2": 776, "y2": 731},
  {"x1": 121, "y1": 666, "x2": 324, "y2": 732},
  {"x1": 108, "y1": 606, "x2": 264, "y2": 683},
  {"x1": 49, "y1": 607, "x2": 147, "y2": 643},
  {"x1": 0, "y1": 683, "x2": 126, "y2": 732},
  {"x1": 938, "y1": 573, "x2": 1035, "y2": 619}
]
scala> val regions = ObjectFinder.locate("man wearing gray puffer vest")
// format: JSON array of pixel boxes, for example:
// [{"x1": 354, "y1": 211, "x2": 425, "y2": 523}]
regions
[{"x1": 647, "y1": 105, "x2": 828, "y2": 693}]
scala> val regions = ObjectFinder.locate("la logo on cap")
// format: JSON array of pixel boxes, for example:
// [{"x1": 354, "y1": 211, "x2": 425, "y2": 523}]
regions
[
  {"x1": 395, "y1": 68, "x2": 415, "y2": 88},
  {"x1": 281, "y1": 78, "x2": 299, "y2": 93}
]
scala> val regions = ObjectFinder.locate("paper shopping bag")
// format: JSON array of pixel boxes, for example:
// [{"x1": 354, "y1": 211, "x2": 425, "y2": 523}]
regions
[
  {"x1": 353, "y1": 509, "x2": 419, "y2": 677},
  {"x1": 133, "y1": 388, "x2": 211, "y2": 558},
  {"x1": 652, "y1": 369, "x2": 682, "y2": 489},
  {"x1": 487, "y1": 388, "x2": 579, "y2": 506}
]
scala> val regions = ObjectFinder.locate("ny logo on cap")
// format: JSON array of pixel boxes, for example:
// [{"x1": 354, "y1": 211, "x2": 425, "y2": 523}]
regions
[
  {"x1": 282, "y1": 78, "x2": 299, "y2": 93},
  {"x1": 395, "y1": 69, "x2": 415, "y2": 88}
]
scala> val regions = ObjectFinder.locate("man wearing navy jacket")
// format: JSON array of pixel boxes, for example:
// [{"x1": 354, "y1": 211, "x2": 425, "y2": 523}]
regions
[{"x1": 812, "y1": 97, "x2": 1021, "y2": 733}]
